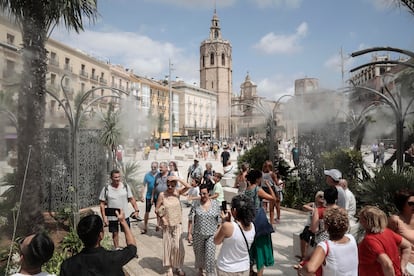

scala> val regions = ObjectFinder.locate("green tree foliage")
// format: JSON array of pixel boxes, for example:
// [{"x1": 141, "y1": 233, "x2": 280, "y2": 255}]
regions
[
  {"x1": 0, "y1": 0, "x2": 98, "y2": 235},
  {"x1": 356, "y1": 167, "x2": 414, "y2": 215},
  {"x1": 100, "y1": 106, "x2": 122, "y2": 170},
  {"x1": 237, "y1": 142, "x2": 268, "y2": 171},
  {"x1": 321, "y1": 148, "x2": 367, "y2": 191}
]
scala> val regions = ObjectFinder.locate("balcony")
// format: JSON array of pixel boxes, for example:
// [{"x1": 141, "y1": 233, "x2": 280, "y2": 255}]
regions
[
  {"x1": 90, "y1": 74, "x2": 99, "y2": 82},
  {"x1": 49, "y1": 58, "x2": 59, "y2": 67},
  {"x1": 79, "y1": 70, "x2": 89, "y2": 79},
  {"x1": 2, "y1": 69, "x2": 17, "y2": 79},
  {"x1": 99, "y1": 77, "x2": 107, "y2": 85},
  {"x1": 63, "y1": 64, "x2": 72, "y2": 72}
]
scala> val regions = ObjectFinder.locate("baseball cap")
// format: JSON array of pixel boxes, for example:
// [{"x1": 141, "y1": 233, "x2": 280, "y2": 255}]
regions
[
  {"x1": 194, "y1": 159, "x2": 199, "y2": 163},
  {"x1": 324, "y1": 169, "x2": 342, "y2": 182}
]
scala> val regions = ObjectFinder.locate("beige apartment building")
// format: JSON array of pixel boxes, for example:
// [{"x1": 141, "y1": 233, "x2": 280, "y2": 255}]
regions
[{"x1": 172, "y1": 81, "x2": 217, "y2": 139}]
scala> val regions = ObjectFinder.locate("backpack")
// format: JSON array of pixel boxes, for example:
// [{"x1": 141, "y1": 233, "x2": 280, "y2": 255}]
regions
[{"x1": 104, "y1": 183, "x2": 129, "y2": 202}]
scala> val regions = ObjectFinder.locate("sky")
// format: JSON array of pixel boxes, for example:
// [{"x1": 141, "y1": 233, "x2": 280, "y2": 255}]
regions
[{"x1": 52, "y1": 0, "x2": 414, "y2": 101}]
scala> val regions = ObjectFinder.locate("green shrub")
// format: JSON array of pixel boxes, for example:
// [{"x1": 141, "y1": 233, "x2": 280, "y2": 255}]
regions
[{"x1": 356, "y1": 167, "x2": 414, "y2": 215}]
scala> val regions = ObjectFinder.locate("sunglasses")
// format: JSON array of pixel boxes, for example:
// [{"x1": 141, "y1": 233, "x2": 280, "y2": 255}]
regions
[
  {"x1": 167, "y1": 183, "x2": 176, "y2": 188},
  {"x1": 407, "y1": 201, "x2": 414, "y2": 206}
]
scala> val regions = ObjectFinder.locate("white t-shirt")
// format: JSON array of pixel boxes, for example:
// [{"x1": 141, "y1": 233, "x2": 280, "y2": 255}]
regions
[
  {"x1": 99, "y1": 183, "x2": 133, "y2": 221},
  {"x1": 187, "y1": 186, "x2": 200, "y2": 199},
  {"x1": 318, "y1": 234, "x2": 358, "y2": 276},
  {"x1": 344, "y1": 189, "x2": 356, "y2": 221}
]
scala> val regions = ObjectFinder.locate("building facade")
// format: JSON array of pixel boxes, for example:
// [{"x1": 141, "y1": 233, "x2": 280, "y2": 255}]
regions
[{"x1": 172, "y1": 81, "x2": 217, "y2": 139}]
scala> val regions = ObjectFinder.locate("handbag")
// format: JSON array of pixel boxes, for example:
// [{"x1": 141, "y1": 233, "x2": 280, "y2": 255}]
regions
[
  {"x1": 252, "y1": 187, "x2": 274, "y2": 237},
  {"x1": 157, "y1": 205, "x2": 166, "y2": 217},
  {"x1": 237, "y1": 223, "x2": 257, "y2": 276},
  {"x1": 298, "y1": 240, "x2": 329, "y2": 276},
  {"x1": 254, "y1": 207, "x2": 274, "y2": 237}
]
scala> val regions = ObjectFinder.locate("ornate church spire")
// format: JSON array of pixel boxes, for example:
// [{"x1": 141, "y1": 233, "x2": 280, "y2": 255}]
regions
[{"x1": 209, "y1": 9, "x2": 221, "y2": 40}]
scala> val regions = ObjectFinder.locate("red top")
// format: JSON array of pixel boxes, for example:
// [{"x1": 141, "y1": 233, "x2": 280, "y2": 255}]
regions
[{"x1": 358, "y1": 228, "x2": 403, "y2": 276}]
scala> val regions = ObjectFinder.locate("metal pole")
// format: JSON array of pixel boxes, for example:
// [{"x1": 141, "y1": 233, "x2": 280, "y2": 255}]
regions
[
  {"x1": 210, "y1": 94, "x2": 213, "y2": 139},
  {"x1": 169, "y1": 60, "x2": 173, "y2": 157}
]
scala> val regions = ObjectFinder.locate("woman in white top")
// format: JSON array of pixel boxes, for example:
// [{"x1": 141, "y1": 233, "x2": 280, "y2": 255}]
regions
[
  {"x1": 214, "y1": 194, "x2": 256, "y2": 276},
  {"x1": 299, "y1": 207, "x2": 358, "y2": 276}
]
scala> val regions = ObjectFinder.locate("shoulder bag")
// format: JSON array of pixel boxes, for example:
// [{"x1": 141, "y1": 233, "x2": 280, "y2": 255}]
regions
[
  {"x1": 237, "y1": 222, "x2": 257, "y2": 276},
  {"x1": 252, "y1": 187, "x2": 274, "y2": 237}
]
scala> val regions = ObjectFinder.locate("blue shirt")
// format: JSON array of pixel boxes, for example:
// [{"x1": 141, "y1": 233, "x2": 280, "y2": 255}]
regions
[{"x1": 143, "y1": 171, "x2": 157, "y2": 199}]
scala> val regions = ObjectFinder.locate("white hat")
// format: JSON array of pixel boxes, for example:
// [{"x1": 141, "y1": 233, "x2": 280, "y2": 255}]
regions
[{"x1": 324, "y1": 169, "x2": 342, "y2": 182}]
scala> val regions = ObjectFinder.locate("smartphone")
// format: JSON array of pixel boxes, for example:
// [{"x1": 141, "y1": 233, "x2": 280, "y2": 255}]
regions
[
  {"x1": 105, "y1": 208, "x2": 120, "y2": 216},
  {"x1": 221, "y1": 200, "x2": 227, "y2": 212}
]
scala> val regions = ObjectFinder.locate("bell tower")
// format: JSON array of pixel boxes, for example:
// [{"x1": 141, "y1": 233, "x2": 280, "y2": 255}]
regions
[{"x1": 200, "y1": 9, "x2": 232, "y2": 139}]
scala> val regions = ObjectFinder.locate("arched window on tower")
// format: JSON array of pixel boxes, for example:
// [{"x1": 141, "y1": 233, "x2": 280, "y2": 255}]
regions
[
  {"x1": 214, "y1": 30, "x2": 218, "y2": 38},
  {"x1": 211, "y1": 81, "x2": 214, "y2": 89},
  {"x1": 210, "y1": 53, "x2": 214, "y2": 65},
  {"x1": 221, "y1": 53, "x2": 225, "y2": 66},
  {"x1": 202, "y1": 56, "x2": 205, "y2": 67}
]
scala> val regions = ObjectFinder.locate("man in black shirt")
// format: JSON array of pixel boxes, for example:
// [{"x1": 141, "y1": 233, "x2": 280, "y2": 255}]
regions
[
  {"x1": 220, "y1": 145, "x2": 230, "y2": 168},
  {"x1": 60, "y1": 210, "x2": 137, "y2": 276}
]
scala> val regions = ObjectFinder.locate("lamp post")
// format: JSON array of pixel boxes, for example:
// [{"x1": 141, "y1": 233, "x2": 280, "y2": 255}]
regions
[
  {"x1": 232, "y1": 94, "x2": 293, "y2": 163},
  {"x1": 46, "y1": 76, "x2": 128, "y2": 229},
  {"x1": 269, "y1": 94, "x2": 294, "y2": 163},
  {"x1": 350, "y1": 47, "x2": 414, "y2": 171},
  {"x1": 168, "y1": 60, "x2": 173, "y2": 157},
  {"x1": 210, "y1": 93, "x2": 213, "y2": 139}
]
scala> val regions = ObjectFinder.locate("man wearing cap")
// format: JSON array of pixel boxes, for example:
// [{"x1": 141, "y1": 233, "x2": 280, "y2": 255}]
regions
[
  {"x1": 324, "y1": 169, "x2": 347, "y2": 209},
  {"x1": 187, "y1": 159, "x2": 203, "y2": 183}
]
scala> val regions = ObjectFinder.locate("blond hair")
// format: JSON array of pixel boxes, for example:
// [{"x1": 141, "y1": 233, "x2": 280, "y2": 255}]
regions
[{"x1": 358, "y1": 205, "x2": 387, "y2": 234}]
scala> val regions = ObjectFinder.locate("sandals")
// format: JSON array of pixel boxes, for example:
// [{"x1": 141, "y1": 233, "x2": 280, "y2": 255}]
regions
[{"x1": 175, "y1": 268, "x2": 185, "y2": 276}]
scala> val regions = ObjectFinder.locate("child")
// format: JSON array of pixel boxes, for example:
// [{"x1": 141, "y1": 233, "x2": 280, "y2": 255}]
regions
[{"x1": 186, "y1": 177, "x2": 201, "y2": 245}]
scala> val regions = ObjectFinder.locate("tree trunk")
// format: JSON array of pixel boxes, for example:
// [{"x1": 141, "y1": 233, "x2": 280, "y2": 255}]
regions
[
  {"x1": 353, "y1": 122, "x2": 367, "y2": 152},
  {"x1": 15, "y1": 14, "x2": 47, "y2": 236}
]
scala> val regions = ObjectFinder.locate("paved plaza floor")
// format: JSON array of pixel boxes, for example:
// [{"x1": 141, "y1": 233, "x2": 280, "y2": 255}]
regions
[
  {"x1": 100, "y1": 204, "x2": 306, "y2": 276},
  {"x1": 97, "y1": 147, "x2": 307, "y2": 276}
]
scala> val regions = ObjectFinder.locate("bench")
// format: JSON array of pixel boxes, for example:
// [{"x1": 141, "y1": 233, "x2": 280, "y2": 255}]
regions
[{"x1": 223, "y1": 187, "x2": 238, "y2": 203}]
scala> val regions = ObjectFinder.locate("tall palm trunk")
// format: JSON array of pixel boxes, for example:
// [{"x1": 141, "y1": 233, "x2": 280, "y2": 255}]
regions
[{"x1": 15, "y1": 13, "x2": 47, "y2": 235}]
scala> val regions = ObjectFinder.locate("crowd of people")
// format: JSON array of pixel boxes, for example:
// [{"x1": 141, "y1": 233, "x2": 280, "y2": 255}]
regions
[
  {"x1": 12, "y1": 142, "x2": 414, "y2": 276},
  {"x1": 295, "y1": 168, "x2": 414, "y2": 276}
]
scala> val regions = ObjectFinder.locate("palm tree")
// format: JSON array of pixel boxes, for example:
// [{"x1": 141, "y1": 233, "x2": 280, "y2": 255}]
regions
[
  {"x1": 396, "y1": 0, "x2": 414, "y2": 14},
  {"x1": 100, "y1": 106, "x2": 122, "y2": 170},
  {"x1": 0, "y1": 0, "x2": 98, "y2": 235}
]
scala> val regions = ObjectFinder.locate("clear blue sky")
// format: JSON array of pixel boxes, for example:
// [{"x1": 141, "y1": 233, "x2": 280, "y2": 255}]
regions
[{"x1": 52, "y1": 0, "x2": 414, "y2": 100}]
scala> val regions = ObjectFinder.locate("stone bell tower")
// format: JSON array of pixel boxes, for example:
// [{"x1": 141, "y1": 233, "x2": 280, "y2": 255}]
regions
[{"x1": 200, "y1": 9, "x2": 232, "y2": 139}]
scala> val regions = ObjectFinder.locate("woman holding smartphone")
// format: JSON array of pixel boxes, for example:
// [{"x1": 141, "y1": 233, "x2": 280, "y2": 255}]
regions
[
  {"x1": 190, "y1": 183, "x2": 221, "y2": 276},
  {"x1": 215, "y1": 194, "x2": 256, "y2": 275}
]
